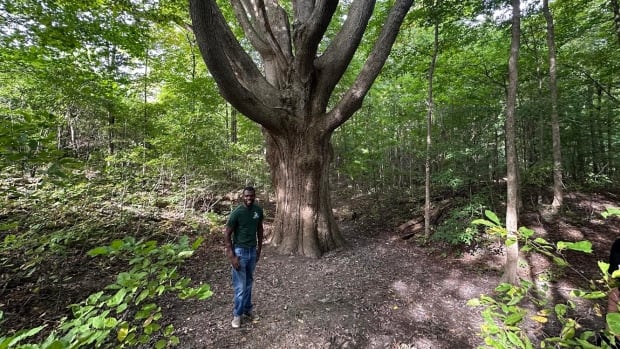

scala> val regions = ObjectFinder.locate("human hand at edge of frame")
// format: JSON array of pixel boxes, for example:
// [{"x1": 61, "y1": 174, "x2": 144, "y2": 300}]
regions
[{"x1": 230, "y1": 255, "x2": 240, "y2": 270}]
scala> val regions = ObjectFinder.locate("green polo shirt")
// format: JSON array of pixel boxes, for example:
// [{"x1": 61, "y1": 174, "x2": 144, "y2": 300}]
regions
[{"x1": 226, "y1": 203, "x2": 264, "y2": 248}]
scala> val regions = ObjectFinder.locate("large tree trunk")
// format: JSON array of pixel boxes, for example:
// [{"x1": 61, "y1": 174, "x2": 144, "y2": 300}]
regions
[
  {"x1": 502, "y1": 0, "x2": 521, "y2": 286},
  {"x1": 265, "y1": 130, "x2": 345, "y2": 257}
]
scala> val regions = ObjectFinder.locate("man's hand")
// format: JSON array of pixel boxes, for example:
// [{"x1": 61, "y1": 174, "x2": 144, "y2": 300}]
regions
[
  {"x1": 257, "y1": 248, "x2": 261, "y2": 262},
  {"x1": 230, "y1": 255, "x2": 240, "y2": 270}
]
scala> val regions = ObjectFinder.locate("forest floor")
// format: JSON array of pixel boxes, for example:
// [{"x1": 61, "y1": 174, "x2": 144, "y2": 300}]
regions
[
  {"x1": 166, "y1": 189, "x2": 620, "y2": 349},
  {"x1": 2, "y1": 188, "x2": 620, "y2": 348}
]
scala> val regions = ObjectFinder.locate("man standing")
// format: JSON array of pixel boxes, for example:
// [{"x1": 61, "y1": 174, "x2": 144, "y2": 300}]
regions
[{"x1": 224, "y1": 186, "x2": 264, "y2": 328}]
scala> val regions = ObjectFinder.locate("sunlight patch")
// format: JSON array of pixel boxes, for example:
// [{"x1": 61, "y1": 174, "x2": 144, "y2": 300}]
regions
[{"x1": 392, "y1": 280, "x2": 409, "y2": 296}]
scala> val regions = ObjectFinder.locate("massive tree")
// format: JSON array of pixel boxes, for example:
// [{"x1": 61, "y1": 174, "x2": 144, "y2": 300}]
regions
[{"x1": 189, "y1": 0, "x2": 413, "y2": 257}]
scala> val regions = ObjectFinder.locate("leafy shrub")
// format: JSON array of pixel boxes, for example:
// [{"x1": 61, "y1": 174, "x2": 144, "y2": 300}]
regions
[
  {"x1": 433, "y1": 195, "x2": 488, "y2": 247},
  {"x1": 585, "y1": 172, "x2": 613, "y2": 188},
  {"x1": 0, "y1": 236, "x2": 212, "y2": 349},
  {"x1": 468, "y1": 208, "x2": 620, "y2": 348}
]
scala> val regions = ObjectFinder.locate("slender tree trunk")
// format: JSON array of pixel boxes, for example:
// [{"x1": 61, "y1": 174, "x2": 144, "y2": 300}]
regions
[
  {"x1": 543, "y1": 0, "x2": 563, "y2": 212},
  {"x1": 231, "y1": 108, "x2": 238, "y2": 144},
  {"x1": 595, "y1": 86, "x2": 604, "y2": 174},
  {"x1": 607, "y1": 98, "x2": 614, "y2": 177},
  {"x1": 588, "y1": 86, "x2": 599, "y2": 174},
  {"x1": 425, "y1": 21, "x2": 439, "y2": 239},
  {"x1": 143, "y1": 47, "x2": 149, "y2": 175},
  {"x1": 107, "y1": 109, "x2": 115, "y2": 155},
  {"x1": 503, "y1": 0, "x2": 521, "y2": 286},
  {"x1": 266, "y1": 129, "x2": 345, "y2": 257}
]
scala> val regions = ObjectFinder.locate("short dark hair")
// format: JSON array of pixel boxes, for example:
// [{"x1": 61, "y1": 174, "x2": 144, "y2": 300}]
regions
[{"x1": 243, "y1": 186, "x2": 255, "y2": 193}]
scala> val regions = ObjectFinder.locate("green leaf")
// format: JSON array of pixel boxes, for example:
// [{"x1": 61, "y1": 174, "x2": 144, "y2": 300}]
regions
[
  {"x1": 556, "y1": 241, "x2": 592, "y2": 253},
  {"x1": 107, "y1": 288, "x2": 128, "y2": 307},
  {"x1": 575, "y1": 338, "x2": 602, "y2": 349},
  {"x1": 518, "y1": 227, "x2": 534, "y2": 238},
  {"x1": 472, "y1": 219, "x2": 495, "y2": 227},
  {"x1": 484, "y1": 210, "x2": 501, "y2": 225},
  {"x1": 45, "y1": 340, "x2": 65, "y2": 349},
  {"x1": 195, "y1": 284, "x2": 213, "y2": 300},
  {"x1": 92, "y1": 314, "x2": 106, "y2": 329},
  {"x1": 136, "y1": 289, "x2": 150, "y2": 304},
  {"x1": 104, "y1": 317, "x2": 118, "y2": 328},
  {"x1": 0, "y1": 326, "x2": 46, "y2": 348},
  {"x1": 506, "y1": 237, "x2": 518, "y2": 246},
  {"x1": 87, "y1": 246, "x2": 109, "y2": 256},
  {"x1": 163, "y1": 324, "x2": 175, "y2": 337},
  {"x1": 495, "y1": 283, "x2": 512, "y2": 293},
  {"x1": 117, "y1": 324, "x2": 129, "y2": 342},
  {"x1": 555, "y1": 304, "x2": 568, "y2": 318},
  {"x1": 110, "y1": 239, "x2": 125, "y2": 250},
  {"x1": 552, "y1": 256, "x2": 568, "y2": 267},
  {"x1": 506, "y1": 331, "x2": 524, "y2": 348},
  {"x1": 607, "y1": 313, "x2": 620, "y2": 335},
  {"x1": 602, "y1": 208, "x2": 620, "y2": 219},
  {"x1": 192, "y1": 237, "x2": 204, "y2": 250},
  {"x1": 533, "y1": 237, "x2": 549, "y2": 245},
  {"x1": 155, "y1": 339, "x2": 167, "y2": 349},
  {"x1": 467, "y1": 298, "x2": 481, "y2": 306},
  {"x1": 599, "y1": 261, "x2": 610, "y2": 274},
  {"x1": 116, "y1": 303, "x2": 128, "y2": 314},
  {"x1": 505, "y1": 312, "x2": 523, "y2": 326},
  {"x1": 581, "y1": 291, "x2": 606, "y2": 300},
  {"x1": 177, "y1": 250, "x2": 194, "y2": 258}
]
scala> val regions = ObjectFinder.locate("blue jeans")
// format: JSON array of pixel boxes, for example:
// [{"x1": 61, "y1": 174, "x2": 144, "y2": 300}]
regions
[{"x1": 232, "y1": 246, "x2": 257, "y2": 317}]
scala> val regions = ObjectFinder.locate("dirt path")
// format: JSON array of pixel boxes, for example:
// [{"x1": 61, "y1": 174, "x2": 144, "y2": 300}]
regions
[
  {"x1": 170, "y1": 224, "x2": 500, "y2": 348},
  {"x1": 167, "y1": 191, "x2": 620, "y2": 349}
]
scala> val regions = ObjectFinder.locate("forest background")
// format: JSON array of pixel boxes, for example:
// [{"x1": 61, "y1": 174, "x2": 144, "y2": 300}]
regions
[{"x1": 1, "y1": 0, "x2": 619, "y2": 348}]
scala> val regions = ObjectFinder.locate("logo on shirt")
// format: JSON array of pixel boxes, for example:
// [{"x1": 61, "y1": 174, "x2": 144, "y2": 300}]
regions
[{"x1": 253, "y1": 212, "x2": 260, "y2": 219}]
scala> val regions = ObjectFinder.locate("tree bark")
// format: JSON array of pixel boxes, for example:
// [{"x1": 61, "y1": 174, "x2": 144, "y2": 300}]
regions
[
  {"x1": 502, "y1": 0, "x2": 521, "y2": 286},
  {"x1": 265, "y1": 128, "x2": 345, "y2": 257},
  {"x1": 425, "y1": 20, "x2": 439, "y2": 239},
  {"x1": 543, "y1": 0, "x2": 563, "y2": 213},
  {"x1": 190, "y1": 0, "x2": 413, "y2": 257}
]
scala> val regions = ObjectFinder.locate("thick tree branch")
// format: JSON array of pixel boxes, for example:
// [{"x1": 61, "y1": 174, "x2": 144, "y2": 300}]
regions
[
  {"x1": 292, "y1": 0, "x2": 338, "y2": 79},
  {"x1": 189, "y1": 0, "x2": 288, "y2": 132},
  {"x1": 326, "y1": 0, "x2": 413, "y2": 131},
  {"x1": 313, "y1": 0, "x2": 376, "y2": 109},
  {"x1": 231, "y1": 0, "x2": 292, "y2": 85},
  {"x1": 231, "y1": 0, "x2": 271, "y2": 53}
]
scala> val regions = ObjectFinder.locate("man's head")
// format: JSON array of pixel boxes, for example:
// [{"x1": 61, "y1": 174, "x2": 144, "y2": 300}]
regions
[{"x1": 242, "y1": 186, "x2": 256, "y2": 207}]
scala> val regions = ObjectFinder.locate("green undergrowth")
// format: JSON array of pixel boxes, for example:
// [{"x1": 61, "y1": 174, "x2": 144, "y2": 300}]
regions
[
  {"x1": 432, "y1": 193, "x2": 490, "y2": 248},
  {"x1": 469, "y1": 208, "x2": 620, "y2": 348},
  {"x1": 0, "y1": 175, "x2": 227, "y2": 348}
]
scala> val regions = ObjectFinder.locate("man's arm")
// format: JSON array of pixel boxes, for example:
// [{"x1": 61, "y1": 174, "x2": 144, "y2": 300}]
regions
[
  {"x1": 224, "y1": 225, "x2": 240, "y2": 270},
  {"x1": 256, "y1": 220, "x2": 264, "y2": 262}
]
